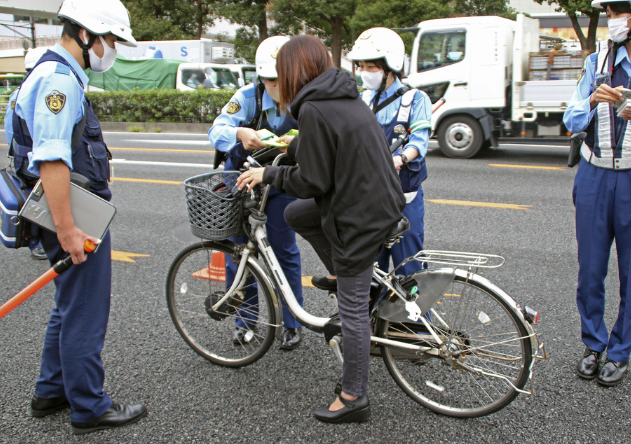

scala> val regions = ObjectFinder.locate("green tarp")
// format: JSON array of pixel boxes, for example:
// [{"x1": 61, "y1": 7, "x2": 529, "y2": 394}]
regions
[{"x1": 86, "y1": 56, "x2": 182, "y2": 91}]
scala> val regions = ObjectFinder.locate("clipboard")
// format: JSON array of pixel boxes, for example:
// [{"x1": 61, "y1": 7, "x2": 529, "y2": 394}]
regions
[{"x1": 18, "y1": 180, "x2": 116, "y2": 249}]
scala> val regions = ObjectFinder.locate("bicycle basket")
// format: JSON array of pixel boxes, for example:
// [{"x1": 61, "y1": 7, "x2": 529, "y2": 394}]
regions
[{"x1": 184, "y1": 171, "x2": 244, "y2": 240}]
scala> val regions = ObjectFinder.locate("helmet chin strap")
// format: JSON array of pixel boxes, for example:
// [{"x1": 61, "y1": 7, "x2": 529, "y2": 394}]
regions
[
  {"x1": 372, "y1": 70, "x2": 390, "y2": 115},
  {"x1": 65, "y1": 21, "x2": 96, "y2": 69}
]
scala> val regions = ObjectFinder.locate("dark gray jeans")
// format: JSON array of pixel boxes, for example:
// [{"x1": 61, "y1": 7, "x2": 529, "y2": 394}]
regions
[{"x1": 285, "y1": 198, "x2": 372, "y2": 396}]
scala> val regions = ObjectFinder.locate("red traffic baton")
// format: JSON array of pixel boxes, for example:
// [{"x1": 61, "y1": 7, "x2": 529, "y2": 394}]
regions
[{"x1": 0, "y1": 240, "x2": 96, "y2": 320}]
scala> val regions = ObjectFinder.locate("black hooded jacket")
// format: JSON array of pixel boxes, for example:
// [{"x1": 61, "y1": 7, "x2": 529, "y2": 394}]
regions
[{"x1": 263, "y1": 68, "x2": 405, "y2": 276}]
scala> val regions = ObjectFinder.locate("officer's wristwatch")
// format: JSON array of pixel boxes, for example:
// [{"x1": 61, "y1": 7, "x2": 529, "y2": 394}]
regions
[{"x1": 400, "y1": 153, "x2": 409, "y2": 165}]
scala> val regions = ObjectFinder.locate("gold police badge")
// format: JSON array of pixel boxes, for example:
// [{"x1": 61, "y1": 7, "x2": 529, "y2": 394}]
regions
[
  {"x1": 271, "y1": 46, "x2": 280, "y2": 59},
  {"x1": 45, "y1": 90, "x2": 66, "y2": 114},
  {"x1": 359, "y1": 30, "x2": 371, "y2": 40},
  {"x1": 394, "y1": 124, "x2": 406, "y2": 134},
  {"x1": 227, "y1": 100, "x2": 241, "y2": 114},
  {"x1": 10, "y1": 101, "x2": 15, "y2": 110}
]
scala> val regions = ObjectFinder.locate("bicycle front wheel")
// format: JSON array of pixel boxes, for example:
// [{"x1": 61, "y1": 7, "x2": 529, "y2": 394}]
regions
[
  {"x1": 378, "y1": 272, "x2": 532, "y2": 418},
  {"x1": 166, "y1": 241, "x2": 277, "y2": 367}
]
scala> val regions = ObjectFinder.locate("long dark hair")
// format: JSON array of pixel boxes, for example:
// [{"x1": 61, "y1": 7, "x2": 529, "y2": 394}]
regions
[{"x1": 276, "y1": 35, "x2": 334, "y2": 110}]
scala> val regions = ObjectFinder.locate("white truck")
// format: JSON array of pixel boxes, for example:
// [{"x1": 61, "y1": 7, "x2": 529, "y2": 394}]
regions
[
  {"x1": 117, "y1": 39, "x2": 235, "y2": 64},
  {"x1": 176, "y1": 63, "x2": 256, "y2": 91},
  {"x1": 406, "y1": 14, "x2": 579, "y2": 158}
]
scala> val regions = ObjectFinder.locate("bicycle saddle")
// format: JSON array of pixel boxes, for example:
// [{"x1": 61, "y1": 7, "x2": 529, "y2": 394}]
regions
[{"x1": 385, "y1": 217, "x2": 410, "y2": 242}]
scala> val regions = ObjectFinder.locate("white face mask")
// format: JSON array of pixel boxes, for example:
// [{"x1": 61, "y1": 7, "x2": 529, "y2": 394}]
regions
[
  {"x1": 360, "y1": 70, "x2": 385, "y2": 90},
  {"x1": 85, "y1": 35, "x2": 117, "y2": 72},
  {"x1": 609, "y1": 17, "x2": 630, "y2": 43}
]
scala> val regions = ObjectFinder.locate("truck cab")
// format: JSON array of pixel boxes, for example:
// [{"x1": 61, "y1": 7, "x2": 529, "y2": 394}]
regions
[
  {"x1": 406, "y1": 14, "x2": 578, "y2": 158},
  {"x1": 176, "y1": 63, "x2": 241, "y2": 91}
]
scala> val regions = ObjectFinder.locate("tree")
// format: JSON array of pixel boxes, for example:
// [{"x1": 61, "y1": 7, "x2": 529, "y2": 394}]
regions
[
  {"x1": 216, "y1": 0, "x2": 271, "y2": 43},
  {"x1": 122, "y1": 0, "x2": 218, "y2": 41},
  {"x1": 122, "y1": 0, "x2": 193, "y2": 40},
  {"x1": 271, "y1": 0, "x2": 357, "y2": 69},
  {"x1": 452, "y1": 0, "x2": 517, "y2": 19},
  {"x1": 351, "y1": 0, "x2": 453, "y2": 56},
  {"x1": 534, "y1": 0, "x2": 600, "y2": 52}
]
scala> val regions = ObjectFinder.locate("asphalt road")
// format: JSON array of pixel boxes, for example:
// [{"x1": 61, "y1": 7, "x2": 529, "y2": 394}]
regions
[{"x1": 0, "y1": 132, "x2": 628, "y2": 443}]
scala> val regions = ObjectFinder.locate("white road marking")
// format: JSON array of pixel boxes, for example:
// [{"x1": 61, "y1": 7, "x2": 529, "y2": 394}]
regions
[
  {"x1": 110, "y1": 159, "x2": 212, "y2": 168},
  {"x1": 122, "y1": 139, "x2": 211, "y2": 145}
]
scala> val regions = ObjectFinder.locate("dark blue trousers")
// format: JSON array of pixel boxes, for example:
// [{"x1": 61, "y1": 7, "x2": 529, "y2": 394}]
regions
[
  {"x1": 227, "y1": 189, "x2": 304, "y2": 330},
  {"x1": 378, "y1": 187, "x2": 425, "y2": 274},
  {"x1": 36, "y1": 230, "x2": 112, "y2": 422},
  {"x1": 574, "y1": 159, "x2": 631, "y2": 362}
]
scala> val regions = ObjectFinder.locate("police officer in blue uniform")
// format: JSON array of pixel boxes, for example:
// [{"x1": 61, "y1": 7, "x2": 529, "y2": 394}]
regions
[
  {"x1": 564, "y1": 0, "x2": 631, "y2": 386},
  {"x1": 208, "y1": 36, "x2": 305, "y2": 350},
  {"x1": 310, "y1": 28, "x2": 431, "y2": 290},
  {"x1": 4, "y1": 47, "x2": 49, "y2": 259},
  {"x1": 12, "y1": 0, "x2": 146, "y2": 434}
]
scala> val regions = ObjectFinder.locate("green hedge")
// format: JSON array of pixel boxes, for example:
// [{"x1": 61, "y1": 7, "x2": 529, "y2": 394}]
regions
[{"x1": 86, "y1": 89, "x2": 237, "y2": 124}]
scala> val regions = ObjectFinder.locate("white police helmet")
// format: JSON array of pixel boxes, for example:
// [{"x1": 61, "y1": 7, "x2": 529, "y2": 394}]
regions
[
  {"x1": 24, "y1": 47, "x2": 49, "y2": 71},
  {"x1": 348, "y1": 27, "x2": 405, "y2": 72},
  {"x1": 58, "y1": 0, "x2": 137, "y2": 47},
  {"x1": 592, "y1": 0, "x2": 631, "y2": 8},
  {"x1": 255, "y1": 36, "x2": 290, "y2": 79}
]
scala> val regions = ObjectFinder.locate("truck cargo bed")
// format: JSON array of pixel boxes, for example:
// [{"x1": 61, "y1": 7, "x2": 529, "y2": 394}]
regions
[{"x1": 519, "y1": 80, "x2": 575, "y2": 108}]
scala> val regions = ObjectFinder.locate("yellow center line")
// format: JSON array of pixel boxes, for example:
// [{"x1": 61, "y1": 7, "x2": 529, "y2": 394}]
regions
[
  {"x1": 109, "y1": 147, "x2": 214, "y2": 154},
  {"x1": 112, "y1": 177, "x2": 182, "y2": 185},
  {"x1": 489, "y1": 163, "x2": 566, "y2": 171},
  {"x1": 427, "y1": 199, "x2": 532, "y2": 210}
]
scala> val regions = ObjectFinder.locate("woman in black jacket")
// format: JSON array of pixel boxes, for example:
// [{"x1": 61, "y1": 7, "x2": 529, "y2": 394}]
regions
[{"x1": 237, "y1": 35, "x2": 405, "y2": 423}]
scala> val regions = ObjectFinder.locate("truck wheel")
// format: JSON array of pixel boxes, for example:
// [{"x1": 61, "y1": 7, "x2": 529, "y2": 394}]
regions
[{"x1": 437, "y1": 115, "x2": 484, "y2": 159}]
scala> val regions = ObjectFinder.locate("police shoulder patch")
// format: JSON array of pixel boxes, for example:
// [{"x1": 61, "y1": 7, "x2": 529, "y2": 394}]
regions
[
  {"x1": 45, "y1": 90, "x2": 66, "y2": 114},
  {"x1": 10, "y1": 101, "x2": 15, "y2": 110},
  {"x1": 226, "y1": 100, "x2": 241, "y2": 114}
]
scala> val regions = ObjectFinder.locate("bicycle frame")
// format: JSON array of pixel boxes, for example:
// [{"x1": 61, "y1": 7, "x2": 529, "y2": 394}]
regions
[{"x1": 208, "y1": 155, "x2": 546, "y2": 394}]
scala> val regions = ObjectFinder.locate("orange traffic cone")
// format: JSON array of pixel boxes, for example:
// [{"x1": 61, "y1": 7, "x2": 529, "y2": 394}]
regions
[{"x1": 192, "y1": 251, "x2": 226, "y2": 282}]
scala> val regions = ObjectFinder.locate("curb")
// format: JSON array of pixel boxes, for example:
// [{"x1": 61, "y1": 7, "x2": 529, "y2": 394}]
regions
[{"x1": 99, "y1": 122, "x2": 210, "y2": 134}]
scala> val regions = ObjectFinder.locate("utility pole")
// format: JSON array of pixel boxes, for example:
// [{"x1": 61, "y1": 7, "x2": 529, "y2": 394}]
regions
[{"x1": 30, "y1": 16, "x2": 36, "y2": 48}]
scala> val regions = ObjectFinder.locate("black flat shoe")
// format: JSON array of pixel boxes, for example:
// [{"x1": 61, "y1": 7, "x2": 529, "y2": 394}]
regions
[
  {"x1": 576, "y1": 346, "x2": 603, "y2": 380},
  {"x1": 311, "y1": 275, "x2": 337, "y2": 292},
  {"x1": 279, "y1": 327, "x2": 302, "y2": 350},
  {"x1": 71, "y1": 402, "x2": 147, "y2": 435},
  {"x1": 29, "y1": 395, "x2": 71, "y2": 418},
  {"x1": 314, "y1": 395, "x2": 370, "y2": 424},
  {"x1": 597, "y1": 359, "x2": 628, "y2": 387}
]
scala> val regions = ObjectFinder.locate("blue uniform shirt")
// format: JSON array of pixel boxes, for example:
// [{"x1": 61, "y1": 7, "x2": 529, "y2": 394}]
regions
[
  {"x1": 362, "y1": 77, "x2": 432, "y2": 159},
  {"x1": 4, "y1": 89, "x2": 18, "y2": 146},
  {"x1": 14, "y1": 43, "x2": 87, "y2": 176},
  {"x1": 564, "y1": 46, "x2": 631, "y2": 133},
  {"x1": 208, "y1": 83, "x2": 288, "y2": 153}
]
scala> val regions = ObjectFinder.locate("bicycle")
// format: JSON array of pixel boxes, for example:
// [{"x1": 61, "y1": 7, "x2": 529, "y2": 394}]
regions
[{"x1": 166, "y1": 155, "x2": 547, "y2": 418}]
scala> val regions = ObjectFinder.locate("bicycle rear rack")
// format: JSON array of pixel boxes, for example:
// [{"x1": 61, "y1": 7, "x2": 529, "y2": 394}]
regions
[{"x1": 395, "y1": 250, "x2": 505, "y2": 274}]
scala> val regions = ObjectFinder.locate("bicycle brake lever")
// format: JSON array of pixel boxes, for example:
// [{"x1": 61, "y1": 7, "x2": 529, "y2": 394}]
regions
[{"x1": 246, "y1": 156, "x2": 262, "y2": 168}]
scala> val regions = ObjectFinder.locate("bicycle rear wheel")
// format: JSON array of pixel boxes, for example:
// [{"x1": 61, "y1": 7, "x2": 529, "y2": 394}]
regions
[
  {"x1": 166, "y1": 241, "x2": 277, "y2": 367},
  {"x1": 378, "y1": 272, "x2": 532, "y2": 418}
]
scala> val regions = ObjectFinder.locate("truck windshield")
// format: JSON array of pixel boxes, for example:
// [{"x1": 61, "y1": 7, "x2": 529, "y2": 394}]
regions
[
  {"x1": 243, "y1": 68, "x2": 256, "y2": 85},
  {"x1": 206, "y1": 68, "x2": 239, "y2": 89},
  {"x1": 417, "y1": 30, "x2": 466, "y2": 72}
]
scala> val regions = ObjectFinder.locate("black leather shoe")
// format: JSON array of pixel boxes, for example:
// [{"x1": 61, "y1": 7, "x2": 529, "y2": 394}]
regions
[
  {"x1": 279, "y1": 327, "x2": 302, "y2": 350},
  {"x1": 597, "y1": 359, "x2": 628, "y2": 387},
  {"x1": 576, "y1": 347, "x2": 603, "y2": 380},
  {"x1": 71, "y1": 402, "x2": 147, "y2": 435},
  {"x1": 314, "y1": 395, "x2": 370, "y2": 424},
  {"x1": 311, "y1": 275, "x2": 337, "y2": 292},
  {"x1": 30, "y1": 246, "x2": 47, "y2": 260},
  {"x1": 232, "y1": 326, "x2": 256, "y2": 345},
  {"x1": 29, "y1": 395, "x2": 71, "y2": 418}
]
